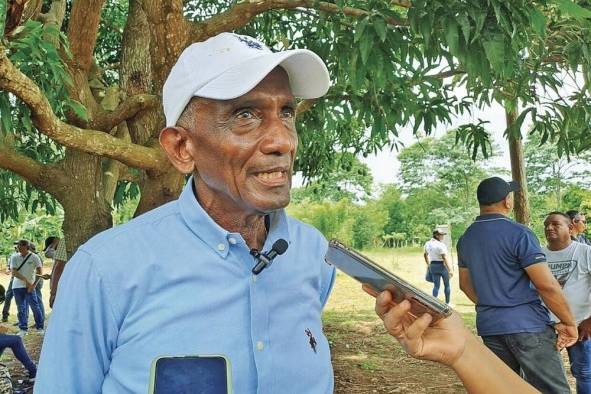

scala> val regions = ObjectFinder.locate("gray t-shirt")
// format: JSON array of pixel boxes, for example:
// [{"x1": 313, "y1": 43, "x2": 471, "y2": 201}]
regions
[
  {"x1": 543, "y1": 241, "x2": 591, "y2": 324},
  {"x1": 9, "y1": 252, "x2": 42, "y2": 289}
]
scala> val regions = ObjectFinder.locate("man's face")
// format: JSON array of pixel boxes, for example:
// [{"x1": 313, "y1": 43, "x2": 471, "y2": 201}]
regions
[
  {"x1": 186, "y1": 68, "x2": 297, "y2": 214},
  {"x1": 544, "y1": 214, "x2": 572, "y2": 243},
  {"x1": 17, "y1": 243, "x2": 28, "y2": 255},
  {"x1": 573, "y1": 214, "x2": 587, "y2": 234}
]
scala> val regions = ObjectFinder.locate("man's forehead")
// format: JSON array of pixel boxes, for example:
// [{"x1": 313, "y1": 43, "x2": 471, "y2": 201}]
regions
[{"x1": 545, "y1": 214, "x2": 569, "y2": 224}]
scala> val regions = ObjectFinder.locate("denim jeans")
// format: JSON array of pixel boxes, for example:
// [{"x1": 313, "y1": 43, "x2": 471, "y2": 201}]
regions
[
  {"x1": 482, "y1": 325, "x2": 570, "y2": 394},
  {"x1": 429, "y1": 262, "x2": 450, "y2": 303},
  {"x1": 1, "y1": 278, "x2": 13, "y2": 320},
  {"x1": 12, "y1": 287, "x2": 44, "y2": 331},
  {"x1": 567, "y1": 339, "x2": 591, "y2": 394},
  {"x1": 35, "y1": 280, "x2": 45, "y2": 321},
  {"x1": 0, "y1": 334, "x2": 36, "y2": 376}
]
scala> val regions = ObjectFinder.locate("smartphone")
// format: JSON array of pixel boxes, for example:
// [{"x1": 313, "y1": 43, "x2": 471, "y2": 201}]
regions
[
  {"x1": 148, "y1": 355, "x2": 232, "y2": 394},
  {"x1": 325, "y1": 240, "x2": 452, "y2": 323}
]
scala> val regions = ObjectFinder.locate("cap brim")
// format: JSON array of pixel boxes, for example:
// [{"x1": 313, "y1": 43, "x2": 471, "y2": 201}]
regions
[
  {"x1": 508, "y1": 181, "x2": 520, "y2": 193},
  {"x1": 194, "y1": 49, "x2": 330, "y2": 100}
]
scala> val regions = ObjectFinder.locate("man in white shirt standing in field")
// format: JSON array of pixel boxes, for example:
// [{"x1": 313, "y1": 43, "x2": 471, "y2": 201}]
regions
[
  {"x1": 10, "y1": 240, "x2": 44, "y2": 336},
  {"x1": 424, "y1": 229, "x2": 453, "y2": 304},
  {"x1": 543, "y1": 211, "x2": 591, "y2": 394}
]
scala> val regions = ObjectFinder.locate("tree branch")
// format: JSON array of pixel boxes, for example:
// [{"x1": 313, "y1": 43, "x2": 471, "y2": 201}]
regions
[
  {"x1": 67, "y1": 0, "x2": 106, "y2": 73},
  {"x1": 90, "y1": 94, "x2": 160, "y2": 131},
  {"x1": 192, "y1": 0, "x2": 407, "y2": 42},
  {"x1": 0, "y1": 46, "x2": 167, "y2": 172},
  {"x1": 296, "y1": 99, "x2": 317, "y2": 115},
  {"x1": 0, "y1": 143, "x2": 46, "y2": 186}
]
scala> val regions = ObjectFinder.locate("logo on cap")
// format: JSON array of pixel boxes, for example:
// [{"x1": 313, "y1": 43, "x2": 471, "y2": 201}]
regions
[{"x1": 237, "y1": 35, "x2": 263, "y2": 50}]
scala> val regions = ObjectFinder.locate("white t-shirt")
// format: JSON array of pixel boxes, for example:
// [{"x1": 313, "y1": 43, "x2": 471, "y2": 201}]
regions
[
  {"x1": 424, "y1": 238, "x2": 448, "y2": 262},
  {"x1": 9, "y1": 252, "x2": 42, "y2": 289},
  {"x1": 543, "y1": 242, "x2": 591, "y2": 324}
]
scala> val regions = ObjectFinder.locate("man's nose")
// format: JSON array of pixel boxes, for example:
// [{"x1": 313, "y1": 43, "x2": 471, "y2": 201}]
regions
[{"x1": 260, "y1": 117, "x2": 295, "y2": 155}]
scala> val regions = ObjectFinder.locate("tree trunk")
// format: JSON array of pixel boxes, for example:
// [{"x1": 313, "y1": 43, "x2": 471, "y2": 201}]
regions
[
  {"x1": 135, "y1": 169, "x2": 185, "y2": 216},
  {"x1": 506, "y1": 109, "x2": 530, "y2": 225},
  {"x1": 56, "y1": 150, "x2": 113, "y2": 256}
]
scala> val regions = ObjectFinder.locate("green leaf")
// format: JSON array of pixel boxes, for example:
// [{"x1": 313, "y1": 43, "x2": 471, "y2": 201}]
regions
[
  {"x1": 552, "y1": 0, "x2": 591, "y2": 19},
  {"x1": 374, "y1": 18, "x2": 387, "y2": 42},
  {"x1": 359, "y1": 34, "x2": 372, "y2": 65},
  {"x1": 67, "y1": 99, "x2": 89, "y2": 122},
  {"x1": 482, "y1": 35, "x2": 505, "y2": 72},
  {"x1": 445, "y1": 20, "x2": 460, "y2": 56},
  {"x1": 354, "y1": 18, "x2": 369, "y2": 43},
  {"x1": 529, "y1": 8, "x2": 546, "y2": 36},
  {"x1": 457, "y1": 14, "x2": 471, "y2": 44}
]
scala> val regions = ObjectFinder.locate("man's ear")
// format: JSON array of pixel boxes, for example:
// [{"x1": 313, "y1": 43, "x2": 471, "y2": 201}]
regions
[{"x1": 159, "y1": 126, "x2": 195, "y2": 174}]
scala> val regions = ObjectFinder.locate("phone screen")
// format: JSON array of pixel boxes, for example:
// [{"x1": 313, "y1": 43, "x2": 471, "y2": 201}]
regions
[{"x1": 153, "y1": 356, "x2": 228, "y2": 394}]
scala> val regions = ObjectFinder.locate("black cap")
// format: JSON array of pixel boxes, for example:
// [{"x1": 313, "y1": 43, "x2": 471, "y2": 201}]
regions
[{"x1": 477, "y1": 177, "x2": 520, "y2": 205}]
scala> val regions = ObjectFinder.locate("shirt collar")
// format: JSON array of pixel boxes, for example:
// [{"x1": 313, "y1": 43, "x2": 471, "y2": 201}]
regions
[
  {"x1": 475, "y1": 213, "x2": 509, "y2": 221},
  {"x1": 178, "y1": 177, "x2": 291, "y2": 257}
]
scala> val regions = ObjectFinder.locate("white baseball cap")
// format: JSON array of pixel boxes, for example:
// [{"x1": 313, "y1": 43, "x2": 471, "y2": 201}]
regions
[{"x1": 163, "y1": 32, "x2": 331, "y2": 127}]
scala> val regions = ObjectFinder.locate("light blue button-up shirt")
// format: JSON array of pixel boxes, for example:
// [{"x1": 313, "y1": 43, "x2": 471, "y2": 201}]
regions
[{"x1": 35, "y1": 179, "x2": 336, "y2": 393}]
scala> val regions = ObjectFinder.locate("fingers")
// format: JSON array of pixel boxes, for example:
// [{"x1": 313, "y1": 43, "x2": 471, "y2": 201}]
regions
[
  {"x1": 381, "y1": 299, "x2": 412, "y2": 337},
  {"x1": 404, "y1": 313, "x2": 432, "y2": 341},
  {"x1": 375, "y1": 291, "x2": 394, "y2": 319}
]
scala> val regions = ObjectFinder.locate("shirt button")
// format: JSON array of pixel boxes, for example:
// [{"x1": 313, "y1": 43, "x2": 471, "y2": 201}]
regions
[
  {"x1": 228, "y1": 237, "x2": 237, "y2": 245},
  {"x1": 256, "y1": 341, "x2": 264, "y2": 351},
  {"x1": 217, "y1": 243, "x2": 225, "y2": 251}
]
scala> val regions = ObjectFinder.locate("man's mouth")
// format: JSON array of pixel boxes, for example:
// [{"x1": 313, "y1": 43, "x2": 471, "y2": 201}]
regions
[{"x1": 254, "y1": 169, "x2": 289, "y2": 185}]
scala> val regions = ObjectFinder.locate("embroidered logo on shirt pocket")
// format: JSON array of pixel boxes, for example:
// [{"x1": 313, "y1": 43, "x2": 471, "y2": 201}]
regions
[{"x1": 305, "y1": 328, "x2": 317, "y2": 353}]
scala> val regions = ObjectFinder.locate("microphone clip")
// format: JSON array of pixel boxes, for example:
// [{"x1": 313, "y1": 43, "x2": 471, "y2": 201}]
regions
[{"x1": 250, "y1": 249, "x2": 273, "y2": 275}]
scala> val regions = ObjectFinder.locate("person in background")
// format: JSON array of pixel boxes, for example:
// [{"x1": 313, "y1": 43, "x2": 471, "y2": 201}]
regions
[
  {"x1": 2, "y1": 243, "x2": 18, "y2": 323},
  {"x1": 567, "y1": 210, "x2": 591, "y2": 246},
  {"x1": 423, "y1": 229, "x2": 453, "y2": 304},
  {"x1": 10, "y1": 240, "x2": 44, "y2": 336},
  {"x1": 457, "y1": 177, "x2": 575, "y2": 393},
  {"x1": 28, "y1": 243, "x2": 48, "y2": 321},
  {"x1": 0, "y1": 324, "x2": 37, "y2": 380},
  {"x1": 543, "y1": 211, "x2": 591, "y2": 394},
  {"x1": 43, "y1": 237, "x2": 67, "y2": 308}
]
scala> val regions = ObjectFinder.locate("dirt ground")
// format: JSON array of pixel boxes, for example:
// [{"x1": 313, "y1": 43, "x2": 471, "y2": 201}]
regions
[{"x1": 0, "y1": 249, "x2": 577, "y2": 393}]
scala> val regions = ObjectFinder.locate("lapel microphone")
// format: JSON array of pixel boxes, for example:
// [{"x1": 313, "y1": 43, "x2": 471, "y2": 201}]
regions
[{"x1": 251, "y1": 239, "x2": 289, "y2": 275}]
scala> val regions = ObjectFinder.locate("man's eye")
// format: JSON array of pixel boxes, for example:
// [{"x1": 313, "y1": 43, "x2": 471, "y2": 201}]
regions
[
  {"x1": 236, "y1": 109, "x2": 255, "y2": 119},
  {"x1": 282, "y1": 108, "x2": 295, "y2": 118}
]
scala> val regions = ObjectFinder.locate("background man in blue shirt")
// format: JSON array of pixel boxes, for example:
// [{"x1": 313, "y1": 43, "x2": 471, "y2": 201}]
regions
[
  {"x1": 457, "y1": 177, "x2": 576, "y2": 394},
  {"x1": 35, "y1": 33, "x2": 336, "y2": 393}
]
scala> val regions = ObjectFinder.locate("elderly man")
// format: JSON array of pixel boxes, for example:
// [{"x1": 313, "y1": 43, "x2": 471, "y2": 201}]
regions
[
  {"x1": 36, "y1": 33, "x2": 335, "y2": 393},
  {"x1": 457, "y1": 177, "x2": 576, "y2": 393},
  {"x1": 543, "y1": 212, "x2": 591, "y2": 393}
]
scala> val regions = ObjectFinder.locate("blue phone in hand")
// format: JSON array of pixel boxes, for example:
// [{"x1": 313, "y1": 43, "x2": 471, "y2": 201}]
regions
[{"x1": 148, "y1": 355, "x2": 232, "y2": 394}]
